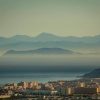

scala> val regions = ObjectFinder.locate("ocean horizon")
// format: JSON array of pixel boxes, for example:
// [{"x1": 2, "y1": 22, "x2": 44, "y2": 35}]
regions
[{"x1": 0, "y1": 72, "x2": 84, "y2": 84}]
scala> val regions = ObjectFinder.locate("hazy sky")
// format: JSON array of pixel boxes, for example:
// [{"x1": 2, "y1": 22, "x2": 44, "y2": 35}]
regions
[{"x1": 0, "y1": 0, "x2": 100, "y2": 37}]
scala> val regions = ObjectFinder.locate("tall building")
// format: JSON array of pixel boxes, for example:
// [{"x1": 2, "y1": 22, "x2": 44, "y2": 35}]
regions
[{"x1": 79, "y1": 82, "x2": 85, "y2": 88}]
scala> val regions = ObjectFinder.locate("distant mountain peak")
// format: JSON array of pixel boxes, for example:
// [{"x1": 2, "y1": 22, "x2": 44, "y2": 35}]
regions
[
  {"x1": 37, "y1": 32, "x2": 58, "y2": 38},
  {"x1": 35, "y1": 32, "x2": 61, "y2": 41},
  {"x1": 39, "y1": 32, "x2": 54, "y2": 35}
]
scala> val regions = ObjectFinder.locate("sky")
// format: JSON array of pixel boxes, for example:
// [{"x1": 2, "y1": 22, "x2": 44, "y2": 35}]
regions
[{"x1": 0, "y1": 0, "x2": 100, "y2": 37}]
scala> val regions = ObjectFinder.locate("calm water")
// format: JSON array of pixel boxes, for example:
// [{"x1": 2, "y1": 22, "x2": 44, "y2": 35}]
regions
[{"x1": 0, "y1": 72, "x2": 84, "y2": 84}]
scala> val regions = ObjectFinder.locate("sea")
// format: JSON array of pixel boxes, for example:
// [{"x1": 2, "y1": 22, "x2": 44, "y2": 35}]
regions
[{"x1": 0, "y1": 72, "x2": 84, "y2": 85}]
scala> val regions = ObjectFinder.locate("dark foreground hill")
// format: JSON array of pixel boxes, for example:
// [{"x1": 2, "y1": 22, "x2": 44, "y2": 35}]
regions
[{"x1": 83, "y1": 68, "x2": 100, "y2": 78}]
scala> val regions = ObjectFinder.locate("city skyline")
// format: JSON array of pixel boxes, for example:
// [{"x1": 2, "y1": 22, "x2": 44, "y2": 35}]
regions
[{"x1": 0, "y1": 0, "x2": 100, "y2": 37}]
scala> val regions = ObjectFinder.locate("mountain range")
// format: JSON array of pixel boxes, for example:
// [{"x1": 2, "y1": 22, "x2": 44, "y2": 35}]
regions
[
  {"x1": 4, "y1": 48, "x2": 76, "y2": 55},
  {"x1": 0, "y1": 32, "x2": 100, "y2": 52}
]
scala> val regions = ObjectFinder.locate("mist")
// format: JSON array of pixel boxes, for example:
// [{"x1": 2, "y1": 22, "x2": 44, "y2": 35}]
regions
[{"x1": 0, "y1": 54, "x2": 99, "y2": 73}]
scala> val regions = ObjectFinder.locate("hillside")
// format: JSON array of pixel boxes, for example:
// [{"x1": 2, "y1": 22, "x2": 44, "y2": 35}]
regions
[{"x1": 83, "y1": 68, "x2": 100, "y2": 78}]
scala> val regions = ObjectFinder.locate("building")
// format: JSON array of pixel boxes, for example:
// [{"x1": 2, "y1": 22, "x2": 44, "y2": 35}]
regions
[
  {"x1": 74, "y1": 87, "x2": 97, "y2": 95},
  {"x1": 58, "y1": 87, "x2": 74, "y2": 96}
]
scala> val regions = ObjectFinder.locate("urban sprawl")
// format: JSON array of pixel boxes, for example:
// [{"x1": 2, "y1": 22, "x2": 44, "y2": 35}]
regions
[{"x1": 0, "y1": 78, "x2": 100, "y2": 100}]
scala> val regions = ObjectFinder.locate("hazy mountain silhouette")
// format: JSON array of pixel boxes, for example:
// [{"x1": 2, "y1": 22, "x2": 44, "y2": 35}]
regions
[
  {"x1": 0, "y1": 32, "x2": 100, "y2": 51},
  {"x1": 36, "y1": 32, "x2": 61, "y2": 41},
  {"x1": 4, "y1": 48, "x2": 76, "y2": 55}
]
